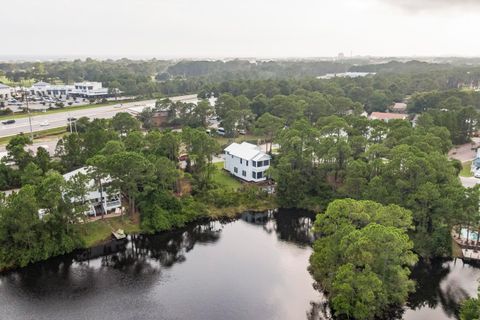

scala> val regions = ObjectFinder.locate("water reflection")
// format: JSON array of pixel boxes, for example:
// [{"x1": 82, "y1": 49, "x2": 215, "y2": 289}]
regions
[
  {"x1": 241, "y1": 208, "x2": 315, "y2": 245},
  {"x1": 1, "y1": 211, "x2": 479, "y2": 320}
]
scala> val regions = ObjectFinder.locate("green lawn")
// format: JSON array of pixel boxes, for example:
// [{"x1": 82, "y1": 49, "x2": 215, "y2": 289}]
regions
[
  {"x1": 212, "y1": 162, "x2": 242, "y2": 190},
  {"x1": 77, "y1": 216, "x2": 141, "y2": 247},
  {"x1": 460, "y1": 161, "x2": 473, "y2": 177},
  {"x1": 0, "y1": 126, "x2": 68, "y2": 145}
]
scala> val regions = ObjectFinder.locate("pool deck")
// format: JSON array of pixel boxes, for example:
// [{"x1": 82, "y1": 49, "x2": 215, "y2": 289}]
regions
[{"x1": 452, "y1": 229, "x2": 480, "y2": 261}]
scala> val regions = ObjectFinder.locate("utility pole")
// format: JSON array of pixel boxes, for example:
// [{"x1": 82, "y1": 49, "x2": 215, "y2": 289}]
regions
[{"x1": 24, "y1": 91, "x2": 33, "y2": 141}]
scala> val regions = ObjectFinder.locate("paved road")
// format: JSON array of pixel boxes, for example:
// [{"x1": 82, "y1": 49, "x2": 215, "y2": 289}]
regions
[
  {"x1": 0, "y1": 99, "x2": 157, "y2": 138},
  {"x1": 0, "y1": 94, "x2": 204, "y2": 138}
]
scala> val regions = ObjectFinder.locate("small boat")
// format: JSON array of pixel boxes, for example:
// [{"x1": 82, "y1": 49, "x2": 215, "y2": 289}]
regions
[{"x1": 112, "y1": 229, "x2": 126, "y2": 240}]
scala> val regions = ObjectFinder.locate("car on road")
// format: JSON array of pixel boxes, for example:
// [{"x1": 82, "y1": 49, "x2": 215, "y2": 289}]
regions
[
  {"x1": 40, "y1": 121, "x2": 50, "y2": 127},
  {"x1": 2, "y1": 119, "x2": 15, "y2": 125}
]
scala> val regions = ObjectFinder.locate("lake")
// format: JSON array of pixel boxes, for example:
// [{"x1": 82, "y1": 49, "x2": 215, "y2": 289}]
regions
[{"x1": 0, "y1": 209, "x2": 479, "y2": 320}]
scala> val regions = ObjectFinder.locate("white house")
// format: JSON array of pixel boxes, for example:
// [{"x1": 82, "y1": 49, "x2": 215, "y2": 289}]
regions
[
  {"x1": 0, "y1": 83, "x2": 12, "y2": 100},
  {"x1": 63, "y1": 167, "x2": 122, "y2": 217},
  {"x1": 224, "y1": 142, "x2": 271, "y2": 182}
]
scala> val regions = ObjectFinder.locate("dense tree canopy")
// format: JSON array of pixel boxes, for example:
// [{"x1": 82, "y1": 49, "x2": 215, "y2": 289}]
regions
[{"x1": 310, "y1": 199, "x2": 417, "y2": 320}]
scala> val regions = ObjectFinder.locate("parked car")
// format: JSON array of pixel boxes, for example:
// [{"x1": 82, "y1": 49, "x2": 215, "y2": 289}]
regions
[
  {"x1": 475, "y1": 170, "x2": 480, "y2": 178},
  {"x1": 238, "y1": 129, "x2": 246, "y2": 135},
  {"x1": 217, "y1": 127, "x2": 225, "y2": 136},
  {"x1": 2, "y1": 119, "x2": 15, "y2": 125},
  {"x1": 40, "y1": 121, "x2": 50, "y2": 127}
]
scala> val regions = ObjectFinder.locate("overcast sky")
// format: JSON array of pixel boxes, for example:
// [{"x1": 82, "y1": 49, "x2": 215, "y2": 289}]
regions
[{"x1": 1, "y1": 0, "x2": 480, "y2": 59}]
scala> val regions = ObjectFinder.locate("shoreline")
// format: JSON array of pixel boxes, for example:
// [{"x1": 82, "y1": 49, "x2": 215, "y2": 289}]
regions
[{"x1": 0, "y1": 200, "x2": 278, "y2": 273}]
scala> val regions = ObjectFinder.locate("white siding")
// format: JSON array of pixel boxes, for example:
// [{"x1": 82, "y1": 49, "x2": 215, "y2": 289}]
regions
[{"x1": 224, "y1": 152, "x2": 270, "y2": 182}]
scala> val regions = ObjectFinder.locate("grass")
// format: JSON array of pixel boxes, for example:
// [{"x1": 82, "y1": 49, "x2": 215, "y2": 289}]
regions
[
  {"x1": 77, "y1": 215, "x2": 141, "y2": 248},
  {"x1": 212, "y1": 162, "x2": 242, "y2": 190},
  {"x1": 460, "y1": 160, "x2": 473, "y2": 177},
  {"x1": 0, "y1": 126, "x2": 68, "y2": 145}
]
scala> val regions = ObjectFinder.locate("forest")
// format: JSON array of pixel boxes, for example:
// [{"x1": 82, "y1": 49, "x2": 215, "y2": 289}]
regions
[{"x1": 1, "y1": 58, "x2": 480, "y2": 319}]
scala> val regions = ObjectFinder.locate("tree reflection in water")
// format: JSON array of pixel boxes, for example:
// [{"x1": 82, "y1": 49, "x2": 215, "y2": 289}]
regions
[{"x1": 241, "y1": 208, "x2": 315, "y2": 245}]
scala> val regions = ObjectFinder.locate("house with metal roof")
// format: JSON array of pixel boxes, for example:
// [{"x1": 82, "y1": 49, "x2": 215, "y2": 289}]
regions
[{"x1": 224, "y1": 142, "x2": 271, "y2": 182}]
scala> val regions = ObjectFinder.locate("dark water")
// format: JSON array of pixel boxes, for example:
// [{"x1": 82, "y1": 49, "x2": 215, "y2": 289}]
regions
[{"x1": 0, "y1": 209, "x2": 479, "y2": 320}]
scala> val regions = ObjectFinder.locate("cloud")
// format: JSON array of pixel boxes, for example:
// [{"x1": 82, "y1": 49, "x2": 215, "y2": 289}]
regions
[{"x1": 381, "y1": 0, "x2": 480, "y2": 11}]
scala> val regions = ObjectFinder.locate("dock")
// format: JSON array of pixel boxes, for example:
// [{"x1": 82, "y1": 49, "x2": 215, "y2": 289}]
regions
[{"x1": 112, "y1": 229, "x2": 126, "y2": 240}]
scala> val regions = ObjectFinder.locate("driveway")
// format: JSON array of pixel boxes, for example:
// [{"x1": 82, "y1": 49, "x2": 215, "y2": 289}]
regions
[
  {"x1": 449, "y1": 138, "x2": 480, "y2": 162},
  {"x1": 460, "y1": 176, "x2": 480, "y2": 188}
]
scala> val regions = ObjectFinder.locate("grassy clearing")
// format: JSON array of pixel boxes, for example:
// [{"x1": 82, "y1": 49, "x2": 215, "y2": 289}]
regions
[
  {"x1": 0, "y1": 126, "x2": 68, "y2": 145},
  {"x1": 77, "y1": 216, "x2": 141, "y2": 248},
  {"x1": 212, "y1": 162, "x2": 242, "y2": 190},
  {"x1": 460, "y1": 160, "x2": 473, "y2": 177}
]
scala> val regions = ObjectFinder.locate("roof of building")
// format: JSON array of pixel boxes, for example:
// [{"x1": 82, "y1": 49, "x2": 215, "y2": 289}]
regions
[
  {"x1": 33, "y1": 81, "x2": 51, "y2": 87},
  {"x1": 369, "y1": 112, "x2": 408, "y2": 120},
  {"x1": 224, "y1": 142, "x2": 270, "y2": 161},
  {"x1": 391, "y1": 102, "x2": 407, "y2": 111},
  {"x1": 0, "y1": 83, "x2": 10, "y2": 89}
]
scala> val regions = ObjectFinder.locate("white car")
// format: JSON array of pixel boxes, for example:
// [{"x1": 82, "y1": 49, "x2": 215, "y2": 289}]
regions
[
  {"x1": 474, "y1": 170, "x2": 480, "y2": 178},
  {"x1": 40, "y1": 121, "x2": 50, "y2": 127}
]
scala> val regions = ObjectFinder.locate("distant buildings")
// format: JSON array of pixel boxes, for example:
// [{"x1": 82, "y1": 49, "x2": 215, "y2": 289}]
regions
[
  {"x1": 317, "y1": 72, "x2": 376, "y2": 80},
  {"x1": 368, "y1": 112, "x2": 408, "y2": 122},
  {"x1": 28, "y1": 81, "x2": 114, "y2": 98},
  {"x1": 224, "y1": 142, "x2": 271, "y2": 182},
  {"x1": 0, "y1": 83, "x2": 12, "y2": 99}
]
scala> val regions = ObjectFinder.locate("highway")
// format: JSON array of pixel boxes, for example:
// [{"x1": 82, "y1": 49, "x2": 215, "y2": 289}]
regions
[{"x1": 0, "y1": 94, "x2": 199, "y2": 138}]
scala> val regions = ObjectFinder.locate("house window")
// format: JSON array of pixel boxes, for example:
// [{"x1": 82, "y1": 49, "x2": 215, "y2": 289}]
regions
[
  {"x1": 264, "y1": 160, "x2": 270, "y2": 166},
  {"x1": 257, "y1": 171, "x2": 263, "y2": 179},
  {"x1": 240, "y1": 159, "x2": 243, "y2": 164},
  {"x1": 252, "y1": 172, "x2": 257, "y2": 179},
  {"x1": 246, "y1": 161, "x2": 248, "y2": 166},
  {"x1": 242, "y1": 170, "x2": 246, "y2": 177},
  {"x1": 234, "y1": 167, "x2": 238, "y2": 174},
  {"x1": 253, "y1": 161, "x2": 256, "y2": 167}
]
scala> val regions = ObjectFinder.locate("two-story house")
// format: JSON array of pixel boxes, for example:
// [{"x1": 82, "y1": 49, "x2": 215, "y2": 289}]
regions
[{"x1": 224, "y1": 142, "x2": 271, "y2": 182}]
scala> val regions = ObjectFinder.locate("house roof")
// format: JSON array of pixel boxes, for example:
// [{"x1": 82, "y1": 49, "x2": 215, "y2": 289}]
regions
[
  {"x1": 33, "y1": 81, "x2": 50, "y2": 87},
  {"x1": 63, "y1": 166, "x2": 111, "y2": 185},
  {"x1": 391, "y1": 102, "x2": 407, "y2": 111},
  {"x1": 369, "y1": 112, "x2": 408, "y2": 120},
  {"x1": 224, "y1": 142, "x2": 270, "y2": 161}
]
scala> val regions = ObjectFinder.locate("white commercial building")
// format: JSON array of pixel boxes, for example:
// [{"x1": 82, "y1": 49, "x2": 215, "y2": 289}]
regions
[
  {"x1": 70, "y1": 81, "x2": 110, "y2": 98},
  {"x1": 224, "y1": 142, "x2": 271, "y2": 182},
  {"x1": 63, "y1": 167, "x2": 122, "y2": 217},
  {"x1": 0, "y1": 83, "x2": 12, "y2": 100},
  {"x1": 29, "y1": 81, "x2": 113, "y2": 98}
]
